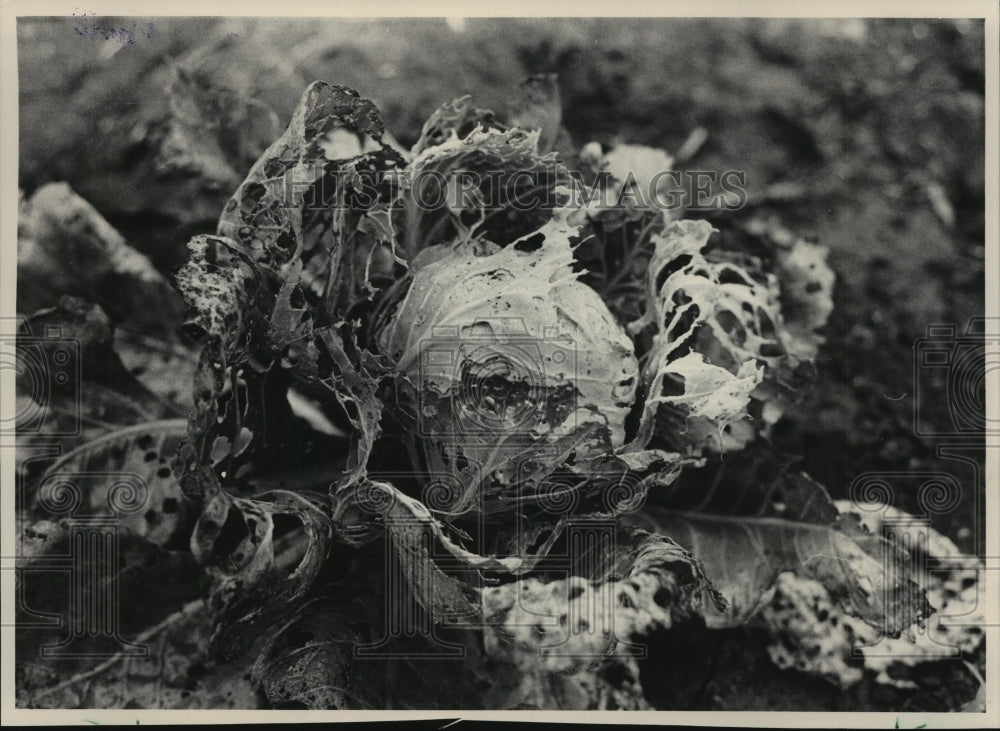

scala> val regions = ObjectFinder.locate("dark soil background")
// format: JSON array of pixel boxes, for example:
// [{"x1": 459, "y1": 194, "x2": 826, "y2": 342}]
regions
[{"x1": 17, "y1": 16, "x2": 987, "y2": 711}]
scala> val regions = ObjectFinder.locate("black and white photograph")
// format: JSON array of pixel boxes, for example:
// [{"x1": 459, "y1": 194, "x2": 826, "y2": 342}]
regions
[{"x1": 2, "y1": 3, "x2": 997, "y2": 724}]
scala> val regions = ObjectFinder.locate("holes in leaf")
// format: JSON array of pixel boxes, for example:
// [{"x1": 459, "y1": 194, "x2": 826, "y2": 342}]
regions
[
  {"x1": 162, "y1": 498, "x2": 179, "y2": 514},
  {"x1": 666, "y1": 304, "x2": 701, "y2": 343},
  {"x1": 240, "y1": 183, "x2": 267, "y2": 218},
  {"x1": 760, "y1": 343, "x2": 785, "y2": 359},
  {"x1": 272, "y1": 513, "x2": 308, "y2": 570},
  {"x1": 670, "y1": 290, "x2": 692, "y2": 308},
  {"x1": 514, "y1": 233, "x2": 545, "y2": 252},
  {"x1": 770, "y1": 490, "x2": 787, "y2": 514},
  {"x1": 271, "y1": 232, "x2": 296, "y2": 264},
  {"x1": 758, "y1": 310, "x2": 778, "y2": 340},
  {"x1": 776, "y1": 631, "x2": 798, "y2": 653},
  {"x1": 340, "y1": 398, "x2": 360, "y2": 424},
  {"x1": 315, "y1": 339, "x2": 336, "y2": 376},
  {"x1": 715, "y1": 309, "x2": 747, "y2": 347},
  {"x1": 272, "y1": 513, "x2": 302, "y2": 541},
  {"x1": 264, "y1": 159, "x2": 285, "y2": 179},
  {"x1": 281, "y1": 344, "x2": 302, "y2": 369},
  {"x1": 655, "y1": 254, "x2": 692, "y2": 292},
  {"x1": 717, "y1": 266, "x2": 751, "y2": 286},
  {"x1": 211, "y1": 506, "x2": 250, "y2": 562},
  {"x1": 659, "y1": 372, "x2": 686, "y2": 398}
]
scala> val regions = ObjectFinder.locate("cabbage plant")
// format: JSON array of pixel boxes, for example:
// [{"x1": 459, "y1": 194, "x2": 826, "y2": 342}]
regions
[{"x1": 16, "y1": 79, "x2": 982, "y2": 711}]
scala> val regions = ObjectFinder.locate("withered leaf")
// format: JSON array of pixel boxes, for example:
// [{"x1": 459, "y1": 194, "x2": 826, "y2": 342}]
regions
[{"x1": 190, "y1": 486, "x2": 334, "y2": 660}]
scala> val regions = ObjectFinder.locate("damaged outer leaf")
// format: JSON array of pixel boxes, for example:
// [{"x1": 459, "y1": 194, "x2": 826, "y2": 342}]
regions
[
  {"x1": 190, "y1": 485, "x2": 334, "y2": 659},
  {"x1": 743, "y1": 216, "x2": 836, "y2": 362},
  {"x1": 404, "y1": 110, "x2": 569, "y2": 251},
  {"x1": 625, "y1": 446, "x2": 930, "y2": 636},
  {"x1": 759, "y1": 502, "x2": 985, "y2": 689},
  {"x1": 625, "y1": 218, "x2": 832, "y2": 455},
  {"x1": 172, "y1": 83, "x2": 398, "y2": 498},
  {"x1": 645, "y1": 352, "x2": 763, "y2": 430},
  {"x1": 412, "y1": 95, "x2": 502, "y2": 156},
  {"x1": 313, "y1": 327, "x2": 388, "y2": 489},
  {"x1": 173, "y1": 235, "x2": 262, "y2": 357},
  {"x1": 626, "y1": 220, "x2": 759, "y2": 452},
  {"x1": 479, "y1": 529, "x2": 720, "y2": 709},
  {"x1": 215, "y1": 80, "x2": 405, "y2": 315}
]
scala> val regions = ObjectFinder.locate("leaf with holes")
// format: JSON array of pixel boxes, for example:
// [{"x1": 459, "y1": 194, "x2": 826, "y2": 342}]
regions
[
  {"x1": 189, "y1": 485, "x2": 335, "y2": 660},
  {"x1": 478, "y1": 528, "x2": 720, "y2": 709},
  {"x1": 29, "y1": 420, "x2": 192, "y2": 548},
  {"x1": 624, "y1": 445, "x2": 931, "y2": 635}
]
